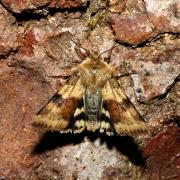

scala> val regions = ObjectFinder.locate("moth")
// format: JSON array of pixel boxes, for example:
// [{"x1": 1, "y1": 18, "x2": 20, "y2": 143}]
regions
[{"x1": 34, "y1": 45, "x2": 147, "y2": 136}]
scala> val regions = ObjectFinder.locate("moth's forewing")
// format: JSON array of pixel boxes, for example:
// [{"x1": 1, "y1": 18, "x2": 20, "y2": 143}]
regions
[
  {"x1": 102, "y1": 79, "x2": 147, "y2": 135},
  {"x1": 34, "y1": 75, "x2": 85, "y2": 131}
]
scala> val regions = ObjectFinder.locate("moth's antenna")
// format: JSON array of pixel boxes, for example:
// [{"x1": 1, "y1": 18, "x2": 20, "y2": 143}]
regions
[
  {"x1": 98, "y1": 43, "x2": 119, "y2": 58},
  {"x1": 65, "y1": 33, "x2": 91, "y2": 57}
]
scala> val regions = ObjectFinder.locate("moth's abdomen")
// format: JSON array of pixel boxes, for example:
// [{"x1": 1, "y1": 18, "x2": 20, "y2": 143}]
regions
[{"x1": 84, "y1": 89, "x2": 102, "y2": 121}]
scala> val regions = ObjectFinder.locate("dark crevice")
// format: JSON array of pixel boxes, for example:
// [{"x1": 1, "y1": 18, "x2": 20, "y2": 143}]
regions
[
  {"x1": 0, "y1": 48, "x2": 19, "y2": 60},
  {"x1": 48, "y1": 1, "x2": 90, "y2": 17},
  {"x1": 0, "y1": 1, "x2": 90, "y2": 23},
  {"x1": 0, "y1": 2, "x2": 46, "y2": 22},
  {"x1": 13, "y1": 10, "x2": 49, "y2": 23}
]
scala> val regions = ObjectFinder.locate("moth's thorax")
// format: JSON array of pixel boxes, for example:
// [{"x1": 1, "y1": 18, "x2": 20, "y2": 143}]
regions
[{"x1": 79, "y1": 57, "x2": 112, "y2": 90}]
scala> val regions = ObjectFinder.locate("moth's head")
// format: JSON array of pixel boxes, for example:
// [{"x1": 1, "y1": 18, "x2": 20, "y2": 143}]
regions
[
  {"x1": 87, "y1": 43, "x2": 119, "y2": 63},
  {"x1": 89, "y1": 51, "x2": 100, "y2": 61},
  {"x1": 64, "y1": 32, "x2": 120, "y2": 65}
]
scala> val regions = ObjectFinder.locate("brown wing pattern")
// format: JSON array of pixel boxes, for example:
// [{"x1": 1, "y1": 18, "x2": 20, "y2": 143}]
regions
[
  {"x1": 34, "y1": 75, "x2": 85, "y2": 131},
  {"x1": 101, "y1": 79, "x2": 147, "y2": 135}
]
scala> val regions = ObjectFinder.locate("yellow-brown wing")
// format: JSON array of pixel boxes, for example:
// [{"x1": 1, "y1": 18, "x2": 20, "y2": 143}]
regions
[
  {"x1": 34, "y1": 75, "x2": 85, "y2": 131},
  {"x1": 101, "y1": 79, "x2": 147, "y2": 136}
]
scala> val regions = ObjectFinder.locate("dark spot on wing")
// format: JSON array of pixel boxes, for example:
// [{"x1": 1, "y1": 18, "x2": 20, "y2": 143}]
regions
[
  {"x1": 122, "y1": 98, "x2": 132, "y2": 109},
  {"x1": 51, "y1": 93, "x2": 63, "y2": 106}
]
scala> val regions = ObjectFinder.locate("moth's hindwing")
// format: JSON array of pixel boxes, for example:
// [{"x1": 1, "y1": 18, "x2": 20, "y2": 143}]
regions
[
  {"x1": 64, "y1": 96, "x2": 115, "y2": 135},
  {"x1": 33, "y1": 75, "x2": 85, "y2": 131},
  {"x1": 102, "y1": 79, "x2": 147, "y2": 135},
  {"x1": 73, "y1": 89, "x2": 115, "y2": 135}
]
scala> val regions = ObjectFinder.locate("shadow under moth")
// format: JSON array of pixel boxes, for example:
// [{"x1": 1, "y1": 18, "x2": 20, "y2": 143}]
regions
[{"x1": 34, "y1": 45, "x2": 147, "y2": 136}]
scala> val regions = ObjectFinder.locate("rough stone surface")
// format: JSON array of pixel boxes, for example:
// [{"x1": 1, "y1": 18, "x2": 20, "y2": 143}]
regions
[
  {"x1": 109, "y1": 34, "x2": 180, "y2": 101},
  {"x1": 144, "y1": 0, "x2": 180, "y2": 33},
  {"x1": 110, "y1": 0, "x2": 180, "y2": 45},
  {"x1": 143, "y1": 127, "x2": 180, "y2": 180},
  {"x1": 0, "y1": 61, "x2": 51, "y2": 179},
  {"x1": 0, "y1": 4, "x2": 17, "y2": 56},
  {"x1": 108, "y1": 0, "x2": 127, "y2": 14},
  {"x1": 0, "y1": 0, "x2": 179, "y2": 179},
  {"x1": 129, "y1": 38, "x2": 180, "y2": 101},
  {"x1": 110, "y1": 0, "x2": 156, "y2": 45},
  {"x1": 1, "y1": 0, "x2": 87, "y2": 13}
]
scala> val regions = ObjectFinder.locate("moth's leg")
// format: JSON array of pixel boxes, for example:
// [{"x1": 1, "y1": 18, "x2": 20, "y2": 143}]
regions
[
  {"x1": 105, "y1": 48, "x2": 114, "y2": 64},
  {"x1": 103, "y1": 42, "x2": 118, "y2": 64},
  {"x1": 112, "y1": 64, "x2": 137, "y2": 78},
  {"x1": 65, "y1": 32, "x2": 91, "y2": 61},
  {"x1": 113, "y1": 71, "x2": 137, "y2": 78},
  {"x1": 45, "y1": 66, "x2": 78, "y2": 78},
  {"x1": 75, "y1": 46, "x2": 91, "y2": 60}
]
